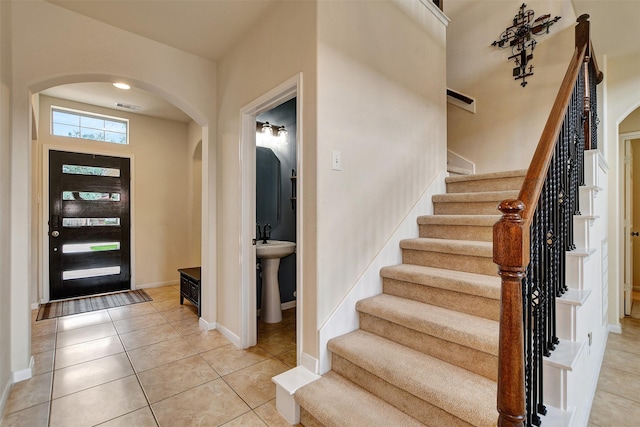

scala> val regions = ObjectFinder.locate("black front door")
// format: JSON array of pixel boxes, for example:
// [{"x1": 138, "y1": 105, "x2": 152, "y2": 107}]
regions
[{"x1": 49, "y1": 150, "x2": 131, "y2": 300}]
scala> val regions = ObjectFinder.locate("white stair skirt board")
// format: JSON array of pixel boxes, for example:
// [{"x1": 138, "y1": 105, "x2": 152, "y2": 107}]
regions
[
  {"x1": 272, "y1": 366, "x2": 320, "y2": 424},
  {"x1": 11, "y1": 356, "x2": 34, "y2": 383}
]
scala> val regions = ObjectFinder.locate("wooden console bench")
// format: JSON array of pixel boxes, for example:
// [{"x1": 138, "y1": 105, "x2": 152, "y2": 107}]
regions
[{"x1": 178, "y1": 267, "x2": 201, "y2": 316}]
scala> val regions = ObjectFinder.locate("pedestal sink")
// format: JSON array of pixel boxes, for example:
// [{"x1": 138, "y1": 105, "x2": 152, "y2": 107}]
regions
[{"x1": 257, "y1": 240, "x2": 296, "y2": 323}]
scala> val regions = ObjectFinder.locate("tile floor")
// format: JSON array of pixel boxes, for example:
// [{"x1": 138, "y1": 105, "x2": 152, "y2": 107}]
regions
[
  {"x1": 1, "y1": 285, "x2": 297, "y2": 427},
  {"x1": 588, "y1": 314, "x2": 640, "y2": 426},
  {"x1": 4, "y1": 283, "x2": 640, "y2": 426}
]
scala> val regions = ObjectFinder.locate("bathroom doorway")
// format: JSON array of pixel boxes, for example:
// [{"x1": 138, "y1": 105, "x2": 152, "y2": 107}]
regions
[{"x1": 239, "y1": 75, "x2": 302, "y2": 364}]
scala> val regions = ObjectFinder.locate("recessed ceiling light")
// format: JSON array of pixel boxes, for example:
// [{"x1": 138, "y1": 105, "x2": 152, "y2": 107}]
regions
[{"x1": 113, "y1": 82, "x2": 131, "y2": 90}]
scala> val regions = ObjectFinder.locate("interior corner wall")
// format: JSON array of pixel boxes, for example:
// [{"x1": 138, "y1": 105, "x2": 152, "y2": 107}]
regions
[
  {"x1": 315, "y1": 0, "x2": 447, "y2": 327},
  {"x1": 0, "y1": 0, "x2": 14, "y2": 404},
  {"x1": 10, "y1": 0, "x2": 216, "y2": 374},
  {"x1": 37, "y1": 95, "x2": 191, "y2": 290},
  {"x1": 215, "y1": 0, "x2": 317, "y2": 354},
  {"x1": 446, "y1": 0, "x2": 577, "y2": 173}
]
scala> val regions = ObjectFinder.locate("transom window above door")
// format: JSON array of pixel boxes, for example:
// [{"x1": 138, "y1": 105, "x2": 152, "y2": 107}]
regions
[{"x1": 51, "y1": 106, "x2": 129, "y2": 145}]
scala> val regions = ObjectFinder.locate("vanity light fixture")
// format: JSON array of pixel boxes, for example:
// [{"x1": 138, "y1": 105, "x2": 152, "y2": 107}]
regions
[
  {"x1": 277, "y1": 125, "x2": 288, "y2": 144},
  {"x1": 113, "y1": 82, "x2": 131, "y2": 90},
  {"x1": 262, "y1": 121, "x2": 273, "y2": 136}
]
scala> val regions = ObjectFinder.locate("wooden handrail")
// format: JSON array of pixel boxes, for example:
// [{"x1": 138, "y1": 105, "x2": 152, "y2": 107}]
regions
[{"x1": 493, "y1": 14, "x2": 601, "y2": 427}]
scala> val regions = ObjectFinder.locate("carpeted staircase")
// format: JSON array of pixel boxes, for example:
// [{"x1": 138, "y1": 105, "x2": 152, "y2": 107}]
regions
[{"x1": 295, "y1": 170, "x2": 527, "y2": 427}]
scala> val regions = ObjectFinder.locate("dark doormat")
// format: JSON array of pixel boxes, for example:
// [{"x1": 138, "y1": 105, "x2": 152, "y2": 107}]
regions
[{"x1": 36, "y1": 289, "x2": 153, "y2": 321}]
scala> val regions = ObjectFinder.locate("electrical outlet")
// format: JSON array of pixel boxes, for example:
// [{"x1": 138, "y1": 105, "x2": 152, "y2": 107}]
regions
[{"x1": 332, "y1": 150, "x2": 342, "y2": 171}]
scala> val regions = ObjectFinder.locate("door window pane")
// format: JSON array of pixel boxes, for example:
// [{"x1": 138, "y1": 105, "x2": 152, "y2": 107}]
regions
[
  {"x1": 63, "y1": 266, "x2": 121, "y2": 280},
  {"x1": 62, "y1": 218, "x2": 120, "y2": 227},
  {"x1": 62, "y1": 164, "x2": 120, "y2": 177},
  {"x1": 62, "y1": 242, "x2": 120, "y2": 253},
  {"x1": 63, "y1": 192, "x2": 121, "y2": 201}
]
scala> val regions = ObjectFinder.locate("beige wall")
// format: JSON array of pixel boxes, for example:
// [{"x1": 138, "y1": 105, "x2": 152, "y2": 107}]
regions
[
  {"x1": 447, "y1": 0, "x2": 577, "y2": 173},
  {"x1": 187, "y1": 121, "x2": 202, "y2": 267},
  {"x1": 605, "y1": 53, "x2": 640, "y2": 325},
  {"x1": 216, "y1": 0, "x2": 317, "y2": 353},
  {"x1": 315, "y1": 0, "x2": 447, "y2": 326},
  {"x1": 632, "y1": 139, "x2": 640, "y2": 290},
  {"x1": 9, "y1": 0, "x2": 216, "y2": 376},
  {"x1": 0, "y1": 0, "x2": 13, "y2": 403},
  {"x1": 37, "y1": 95, "x2": 192, "y2": 294}
]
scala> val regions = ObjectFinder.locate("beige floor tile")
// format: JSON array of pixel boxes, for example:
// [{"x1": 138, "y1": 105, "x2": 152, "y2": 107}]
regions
[
  {"x1": 201, "y1": 344, "x2": 272, "y2": 376},
  {"x1": 275, "y1": 350, "x2": 297, "y2": 368},
  {"x1": 223, "y1": 358, "x2": 289, "y2": 409},
  {"x1": 147, "y1": 290, "x2": 180, "y2": 303},
  {"x1": 32, "y1": 350, "x2": 54, "y2": 376},
  {"x1": 150, "y1": 299, "x2": 184, "y2": 313},
  {"x1": 52, "y1": 353, "x2": 134, "y2": 398},
  {"x1": 255, "y1": 399, "x2": 298, "y2": 427},
  {"x1": 4, "y1": 373, "x2": 52, "y2": 415},
  {"x1": 589, "y1": 389, "x2": 640, "y2": 426},
  {"x1": 31, "y1": 319, "x2": 57, "y2": 337},
  {"x1": 54, "y1": 335, "x2": 124, "y2": 369},
  {"x1": 57, "y1": 310, "x2": 111, "y2": 332},
  {"x1": 138, "y1": 355, "x2": 219, "y2": 403},
  {"x1": 158, "y1": 305, "x2": 198, "y2": 323},
  {"x1": 142, "y1": 285, "x2": 178, "y2": 297},
  {"x1": 127, "y1": 336, "x2": 197, "y2": 372},
  {"x1": 119, "y1": 323, "x2": 180, "y2": 351},
  {"x1": 97, "y1": 406, "x2": 158, "y2": 427},
  {"x1": 113, "y1": 312, "x2": 167, "y2": 334},
  {"x1": 49, "y1": 375, "x2": 147, "y2": 427},
  {"x1": 257, "y1": 329, "x2": 296, "y2": 356},
  {"x1": 152, "y1": 379, "x2": 250, "y2": 427},
  {"x1": 601, "y1": 347, "x2": 640, "y2": 376},
  {"x1": 31, "y1": 333, "x2": 56, "y2": 354},
  {"x1": 183, "y1": 329, "x2": 231, "y2": 353},
  {"x1": 108, "y1": 302, "x2": 158, "y2": 321},
  {"x1": 171, "y1": 316, "x2": 206, "y2": 336},
  {"x1": 56, "y1": 322, "x2": 117, "y2": 348},
  {"x1": 221, "y1": 410, "x2": 267, "y2": 426},
  {"x1": 1, "y1": 402, "x2": 49, "y2": 427}
]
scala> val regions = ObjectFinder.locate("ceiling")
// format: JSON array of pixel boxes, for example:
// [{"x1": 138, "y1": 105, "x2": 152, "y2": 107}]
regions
[{"x1": 41, "y1": 0, "x2": 640, "y2": 123}]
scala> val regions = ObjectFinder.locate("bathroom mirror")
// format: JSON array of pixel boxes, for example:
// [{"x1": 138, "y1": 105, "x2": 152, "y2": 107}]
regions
[{"x1": 256, "y1": 147, "x2": 281, "y2": 227}]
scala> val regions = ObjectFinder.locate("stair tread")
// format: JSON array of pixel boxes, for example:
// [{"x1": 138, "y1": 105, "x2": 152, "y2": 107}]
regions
[
  {"x1": 295, "y1": 371, "x2": 424, "y2": 427},
  {"x1": 417, "y1": 214, "x2": 500, "y2": 226},
  {"x1": 357, "y1": 294, "x2": 499, "y2": 354},
  {"x1": 400, "y1": 238, "x2": 493, "y2": 257},
  {"x1": 445, "y1": 169, "x2": 527, "y2": 184},
  {"x1": 381, "y1": 264, "x2": 500, "y2": 300},
  {"x1": 433, "y1": 190, "x2": 519, "y2": 202},
  {"x1": 328, "y1": 330, "x2": 497, "y2": 427}
]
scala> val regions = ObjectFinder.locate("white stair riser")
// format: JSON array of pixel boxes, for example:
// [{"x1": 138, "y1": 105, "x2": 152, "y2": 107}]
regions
[
  {"x1": 565, "y1": 253, "x2": 596, "y2": 291},
  {"x1": 572, "y1": 217, "x2": 595, "y2": 249},
  {"x1": 579, "y1": 187, "x2": 599, "y2": 216},
  {"x1": 583, "y1": 150, "x2": 600, "y2": 188}
]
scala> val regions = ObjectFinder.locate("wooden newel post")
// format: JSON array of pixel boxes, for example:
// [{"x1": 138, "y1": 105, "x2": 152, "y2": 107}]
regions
[{"x1": 494, "y1": 199, "x2": 527, "y2": 427}]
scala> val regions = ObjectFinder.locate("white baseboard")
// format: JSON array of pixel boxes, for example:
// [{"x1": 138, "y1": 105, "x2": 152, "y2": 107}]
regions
[
  {"x1": 31, "y1": 302, "x2": 39, "y2": 310},
  {"x1": 12, "y1": 356, "x2": 34, "y2": 383},
  {"x1": 135, "y1": 280, "x2": 177, "y2": 289},
  {"x1": 317, "y1": 170, "x2": 447, "y2": 374},
  {"x1": 281, "y1": 300, "x2": 296, "y2": 310},
  {"x1": 215, "y1": 322, "x2": 241, "y2": 348},
  {"x1": 609, "y1": 323, "x2": 622, "y2": 334},
  {"x1": 300, "y1": 352, "x2": 319, "y2": 374}
]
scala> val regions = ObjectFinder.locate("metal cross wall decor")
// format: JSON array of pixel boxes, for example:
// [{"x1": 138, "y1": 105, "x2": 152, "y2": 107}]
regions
[{"x1": 491, "y1": 3, "x2": 561, "y2": 87}]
